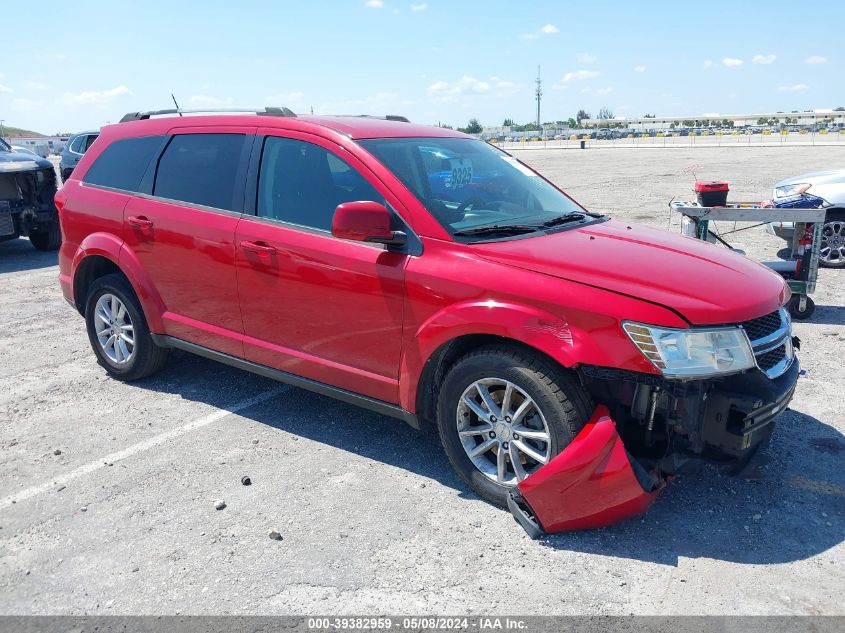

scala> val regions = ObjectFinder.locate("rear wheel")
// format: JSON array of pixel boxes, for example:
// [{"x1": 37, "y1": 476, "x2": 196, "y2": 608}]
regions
[
  {"x1": 84, "y1": 273, "x2": 169, "y2": 381},
  {"x1": 436, "y1": 345, "x2": 591, "y2": 507},
  {"x1": 29, "y1": 222, "x2": 61, "y2": 251}
]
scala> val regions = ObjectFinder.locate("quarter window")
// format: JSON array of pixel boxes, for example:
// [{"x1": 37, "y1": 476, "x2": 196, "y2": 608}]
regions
[
  {"x1": 257, "y1": 137, "x2": 383, "y2": 231},
  {"x1": 154, "y1": 134, "x2": 247, "y2": 211},
  {"x1": 82, "y1": 135, "x2": 164, "y2": 193}
]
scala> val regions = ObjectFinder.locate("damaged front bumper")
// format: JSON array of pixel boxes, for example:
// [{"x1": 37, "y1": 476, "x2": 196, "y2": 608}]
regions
[
  {"x1": 509, "y1": 356, "x2": 800, "y2": 537},
  {"x1": 508, "y1": 405, "x2": 662, "y2": 537},
  {"x1": 0, "y1": 166, "x2": 59, "y2": 241}
]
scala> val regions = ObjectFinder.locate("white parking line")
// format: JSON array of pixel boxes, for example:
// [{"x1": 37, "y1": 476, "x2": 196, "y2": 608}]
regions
[{"x1": 0, "y1": 387, "x2": 286, "y2": 510}]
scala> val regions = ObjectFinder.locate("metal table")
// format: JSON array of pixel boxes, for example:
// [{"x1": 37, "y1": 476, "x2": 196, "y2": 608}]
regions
[{"x1": 671, "y1": 201, "x2": 826, "y2": 319}]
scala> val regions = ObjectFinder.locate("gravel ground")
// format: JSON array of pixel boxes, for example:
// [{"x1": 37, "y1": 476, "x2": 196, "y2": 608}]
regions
[{"x1": 0, "y1": 147, "x2": 843, "y2": 615}]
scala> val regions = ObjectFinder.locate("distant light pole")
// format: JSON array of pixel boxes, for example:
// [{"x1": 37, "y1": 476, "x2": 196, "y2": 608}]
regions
[{"x1": 0, "y1": 120, "x2": 5, "y2": 141}]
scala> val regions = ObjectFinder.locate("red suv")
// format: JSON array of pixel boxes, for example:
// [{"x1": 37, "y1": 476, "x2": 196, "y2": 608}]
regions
[{"x1": 56, "y1": 108, "x2": 799, "y2": 535}]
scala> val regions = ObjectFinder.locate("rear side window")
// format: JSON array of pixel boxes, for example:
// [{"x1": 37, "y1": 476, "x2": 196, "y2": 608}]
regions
[
  {"x1": 154, "y1": 134, "x2": 246, "y2": 211},
  {"x1": 83, "y1": 134, "x2": 99, "y2": 151},
  {"x1": 83, "y1": 135, "x2": 163, "y2": 192}
]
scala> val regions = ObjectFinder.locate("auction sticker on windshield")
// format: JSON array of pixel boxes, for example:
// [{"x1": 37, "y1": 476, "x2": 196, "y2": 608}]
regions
[{"x1": 448, "y1": 158, "x2": 473, "y2": 189}]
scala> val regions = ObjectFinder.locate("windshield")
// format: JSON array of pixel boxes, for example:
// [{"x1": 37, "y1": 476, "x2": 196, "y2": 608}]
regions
[
  {"x1": 0, "y1": 137, "x2": 11, "y2": 152},
  {"x1": 359, "y1": 137, "x2": 595, "y2": 239}
]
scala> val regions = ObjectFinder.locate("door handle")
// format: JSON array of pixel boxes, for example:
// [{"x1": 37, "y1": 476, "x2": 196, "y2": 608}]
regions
[
  {"x1": 127, "y1": 215, "x2": 154, "y2": 229},
  {"x1": 240, "y1": 240, "x2": 276, "y2": 256}
]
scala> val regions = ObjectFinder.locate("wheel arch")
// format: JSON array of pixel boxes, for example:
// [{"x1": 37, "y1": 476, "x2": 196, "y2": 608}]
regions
[
  {"x1": 70, "y1": 233, "x2": 165, "y2": 331},
  {"x1": 411, "y1": 332, "x2": 575, "y2": 434}
]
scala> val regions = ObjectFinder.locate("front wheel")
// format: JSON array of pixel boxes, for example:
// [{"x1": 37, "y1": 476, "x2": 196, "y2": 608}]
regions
[
  {"x1": 436, "y1": 345, "x2": 592, "y2": 507},
  {"x1": 820, "y1": 211, "x2": 845, "y2": 268}
]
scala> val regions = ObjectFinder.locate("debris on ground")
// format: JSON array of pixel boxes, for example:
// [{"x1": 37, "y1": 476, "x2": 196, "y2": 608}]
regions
[
  {"x1": 214, "y1": 500, "x2": 226, "y2": 511},
  {"x1": 268, "y1": 530, "x2": 283, "y2": 541}
]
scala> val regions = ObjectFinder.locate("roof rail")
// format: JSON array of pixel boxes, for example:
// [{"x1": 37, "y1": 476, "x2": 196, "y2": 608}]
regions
[
  {"x1": 119, "y1": 106, "x2": 297, "y2": 123},
  {"x1": 329, "y1": 114, "x2": 411, "y2": 123}
]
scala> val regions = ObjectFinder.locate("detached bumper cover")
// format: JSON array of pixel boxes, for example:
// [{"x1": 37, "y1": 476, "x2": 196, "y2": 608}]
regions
[{"x1": 508, "y1": 405, "x2": 661, "y2": 537}]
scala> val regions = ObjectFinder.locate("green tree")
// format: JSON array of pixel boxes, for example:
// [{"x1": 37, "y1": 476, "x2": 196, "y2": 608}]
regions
[
  {"x1": 576, "y1": 109, "x2": 591, "y2": 124},
  {"x1": 465, "y1": 118, "x2": 483, "y2": 134},
  {"x1": 597, "y1": 107, "x2": 614, "y2": 120},
  {"x1": 503, "y1": 118, "x2": 515, "y2": 127}
]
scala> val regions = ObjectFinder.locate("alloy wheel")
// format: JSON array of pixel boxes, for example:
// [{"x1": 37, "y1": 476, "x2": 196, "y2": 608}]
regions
[
  {"x1": 820, "y1": 218, "x2": 845, "y2": 265},
  {"x1": 94, "y1": 293, "x2": 135, "y2": 365},
  {"x1": 456, "y1": 377, "x2": 551, "y2": 485}
]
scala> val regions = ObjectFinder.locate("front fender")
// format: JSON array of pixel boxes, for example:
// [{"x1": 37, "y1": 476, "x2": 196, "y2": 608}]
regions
[{"x1": 399, "y1": 300, "x2": 582, "y2": 412}]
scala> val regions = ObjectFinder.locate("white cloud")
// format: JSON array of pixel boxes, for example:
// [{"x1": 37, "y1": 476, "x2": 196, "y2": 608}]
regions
[
  {"x1": 25, "y1": 81, "x2": 48, "y2": 91},
  {"x1": 54, "y1": 53, "x2": 67, "y2": 61},
  {"x1": 722, "y1": 57, "x2": 743, "y2": 67},
  {"x1": 560, "y1": 69, "x2": 600, "y2": 82},
  {"x1": 752, "y1": 54, "x2": 776, "y2": 64},
  {"x1": 264, "y1": 91, "x2": 305, "y2": 106},
  {"x1": 11, "y1": 97, "x2": 42, "y2": 111},
  {"x1": 427, "y1": 76, "x2": 520, "y2": 103},
  {"x1": 319, "y1": 91, "x2": 414, "y2": 114},
  {"x1": 703, "y1": 59, "x2": 713, "y2": 68},
  {"x1": 633, "y1": 65, "x2": 646, "y2": 72},
  {"x1": 580, "y1": 87, "x2": 613, "y2": 96},
  {"x1": 61, "y1": 85, "x2": 132, "y2": 106},
  {"x1": 777, "y1": 83, "x2": 809, "y2": 92},
  {"x1": 184, "y1": 94, "x2": 235, "y2": 107},
  {"x1": 0, "y1": 83, "x2": 13, "y2": 94},
  {"x1": 521, "y1": 24, "x2": 559, "y2": 39},
  {"x1": 410, "y1": 2, "x2": 427, "y2": 10},
  {"x1": 577, "y1": 52, "x2": 597, "y2": 63},
  {"x1": 804, "y1": 55, "x2": 827, "y2": 65},
  {"x1": 365, "y1": 0, "x2": 383, "y2": 7}
]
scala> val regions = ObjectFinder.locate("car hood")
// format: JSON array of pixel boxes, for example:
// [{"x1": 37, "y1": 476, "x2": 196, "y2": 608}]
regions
[
  {"x1": 774, "y1": 169, "x2": 845, "y2": 188},
  {"x1": 0, "y1": 150, "x2": 52, "y2": 172},
  {"x1": 470, "y1": 219, "x2": 789, "y2": 325}
]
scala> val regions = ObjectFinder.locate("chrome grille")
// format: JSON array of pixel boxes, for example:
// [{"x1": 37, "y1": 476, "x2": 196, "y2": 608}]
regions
[
  {"x1": 741, "y1": 308, "x2": 793, "y2": 379},
  {"x1": 741, "y1": 310, "x2": 782, "y2": 341}
]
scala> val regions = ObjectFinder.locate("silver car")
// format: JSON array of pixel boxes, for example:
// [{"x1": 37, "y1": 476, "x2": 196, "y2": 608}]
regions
[{"x1": 767, "y1": 169, "x2": 845, "y2": 267}]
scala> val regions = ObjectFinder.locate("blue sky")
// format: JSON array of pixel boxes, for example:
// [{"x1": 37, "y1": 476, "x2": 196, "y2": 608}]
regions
[{"x1": 1, "y1": 0, "x2": 842, "y2": 134}]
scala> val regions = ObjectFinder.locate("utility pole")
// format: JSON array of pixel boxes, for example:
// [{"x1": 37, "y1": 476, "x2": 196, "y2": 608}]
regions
[
  {"x1": 0, "y1": 120, "x2": 5, "y2": 141},
  {"x1": 535, "y1": 66, "x2": 542, "y2": 129}
]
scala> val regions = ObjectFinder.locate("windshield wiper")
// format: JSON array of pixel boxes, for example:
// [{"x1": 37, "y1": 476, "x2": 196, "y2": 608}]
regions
[
  {"x1": 540, "y1": 212, "x2": 589, "y2": 227},
  {"x1": 453, "y1": 223, "x2": 541, "y2": 237}
]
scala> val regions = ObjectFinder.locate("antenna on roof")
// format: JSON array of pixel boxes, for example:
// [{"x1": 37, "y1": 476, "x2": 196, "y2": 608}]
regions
[{"x1": 171, "y1": 94, "x2": 183, "y2": 116}]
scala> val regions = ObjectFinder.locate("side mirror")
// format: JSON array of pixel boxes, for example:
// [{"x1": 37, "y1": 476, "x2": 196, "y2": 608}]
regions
[{"x1": 332, "y1": 201, "x2": 406, "y2": 248}]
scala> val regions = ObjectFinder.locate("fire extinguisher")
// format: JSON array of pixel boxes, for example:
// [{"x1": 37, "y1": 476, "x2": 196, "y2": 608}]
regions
[{"x1": 795, "y1": 224, "x2": 813, "y2": 280}]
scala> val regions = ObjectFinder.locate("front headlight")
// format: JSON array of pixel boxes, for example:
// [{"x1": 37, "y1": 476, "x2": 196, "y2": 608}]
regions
[
  {"x1": 774, "y1": 183, "x2": 811, "y2": 198},
  {"x1": 623, "y1": 322, "x2": 755, "y2": 378}
]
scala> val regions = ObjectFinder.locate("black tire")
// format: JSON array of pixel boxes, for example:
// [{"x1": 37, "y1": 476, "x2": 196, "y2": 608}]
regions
[
  {"x1": 84, "y1": 273, "x2": 169, "y2": 381},
  {"x1": 820, "y1": 210, "x2": 845, "y2": 269},
  {"x1": 788, "y1": 295, "x2": 815, "y2": 320},
  {"x1": 436, "y1": 344, "x2": 592, "y2": 507},
  {"x1": 29, "y1": 222, "x2": 62, "y2": 251}
]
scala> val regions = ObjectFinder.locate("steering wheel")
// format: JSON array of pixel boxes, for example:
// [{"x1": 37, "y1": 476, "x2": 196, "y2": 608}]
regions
[{"x1": 456, "y1": 197, "x2": 492, "y2": 215}]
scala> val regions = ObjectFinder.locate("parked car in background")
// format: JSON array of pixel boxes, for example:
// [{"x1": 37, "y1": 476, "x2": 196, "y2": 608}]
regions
[
  {"x1": 0, "y1": 136, "x2": 61, "y2": 250},
  {"x1": 60, "y1": 130, "x2": 99, "y2": 181},
  {"x1": 11, "y1": 145, "x2": 40, "y2": 157},
  {"x1": 767, "y1": 169, "x2": 845, "y2": 267}
]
